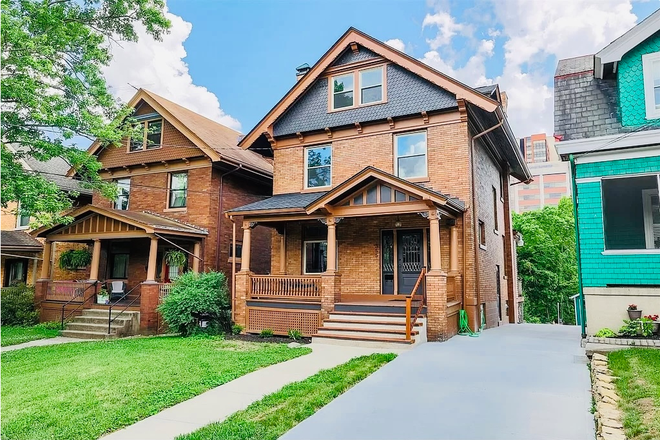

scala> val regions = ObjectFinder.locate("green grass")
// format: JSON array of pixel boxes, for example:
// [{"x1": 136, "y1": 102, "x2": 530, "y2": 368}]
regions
[
  {"x1": 178, "y1": 353, "x2": 397, "y2": 440},
  {"x1": 1, "y1": 336, "x2": 310, "y2": 440},
  {"x1": 608, "y1": 349, "x2": 660, "y2": 440},
  {"x1": 1, "y1": 325, "x2": 60, "y2": 347}
]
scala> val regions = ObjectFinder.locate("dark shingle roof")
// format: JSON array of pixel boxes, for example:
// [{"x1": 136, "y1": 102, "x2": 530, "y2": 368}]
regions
[
  {"x1": 229, "y1": 192, "x2": 328, "y2": 213},
  {"x1": 1, "y1": 230, "x2": 43, "y2": 251},
  {"x1": 475, "y1": 84, "x2": 498, "y2": 96},
  {"x1": 105, "y1": 209, "x2": 209, "y2": 235}
]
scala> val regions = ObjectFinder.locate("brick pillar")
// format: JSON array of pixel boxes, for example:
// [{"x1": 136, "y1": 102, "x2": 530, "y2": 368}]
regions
[
  {"x1": 425, "y1": 271, "x2": 448, "y2": 341},
  {"x1": 35, "y1": 279, "x2": 49, "y2": 322},
  {"x1": 140, "y1": 282, "x2": 160, "y2": 331},
  {"x1": 321, "y1": 273, "x2": 342, "y2": 321},
  {"x1": 234, "y1": 271, "x2": 250, "y2": 328}
]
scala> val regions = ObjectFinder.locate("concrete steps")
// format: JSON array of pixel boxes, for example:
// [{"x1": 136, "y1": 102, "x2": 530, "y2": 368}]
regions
[{"x1": 61, "y1": 309, "x2": 140, "y2": 340}]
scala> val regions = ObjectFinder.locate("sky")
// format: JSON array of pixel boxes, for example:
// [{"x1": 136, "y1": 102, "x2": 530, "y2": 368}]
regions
[{"x1": 100, "y1": 0, "x2": 660, "y2": 143}]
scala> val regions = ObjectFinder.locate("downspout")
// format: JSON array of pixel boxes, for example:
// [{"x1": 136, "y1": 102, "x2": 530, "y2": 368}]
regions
[
  {"x1": 216, "y1": 164, "x2": 243, "y2": 270},
  {"x1": 228, "y1": 215, "x2": 237, "y2": 323},
  {"x1": 569, "y1": 154, "x2": 586, "y2": 338},
  {"x1": 470, "y1": 118, "x2": 503, "y2": 331}
]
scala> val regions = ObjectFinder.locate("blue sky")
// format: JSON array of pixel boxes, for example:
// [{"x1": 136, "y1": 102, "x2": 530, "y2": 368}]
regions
[{"x1": 101, "y1": 0, "x2": 660, "y2": 144}]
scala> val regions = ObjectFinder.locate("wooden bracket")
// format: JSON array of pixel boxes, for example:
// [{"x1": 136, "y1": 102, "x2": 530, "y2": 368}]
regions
[
  {"x1": 296, "y1": 132, "x2": 304, "y2": 143},
  {"x1": 355, "y1": 122, "x2": 362, "y2": 134},
  {"x1": 104, "y1": 168, "x2": 113, "y2": 176},
  {"x1": 387, "y1": 117, "x2": 395, "y2": 129},
  {"x1": 122, "y1": 165, "x2": 131, "y2": 174},
  {"x1": 350, "y1": 42, "x2": 359, "y2": 54},
  {"x1": 182, "y1": 158, "x2": 190, "y2": 165},
  {"x1": 457, "y1": 98, "x2": 468, "y2": 122},
  {"x1": 161, "y1": 161, "x2": 169, "y2": 168},
  {"x1": 263, "y1": 131, "x2": 276, "y2": 147},
  {"x1": 421, "y1": 111, "x2": 429, "y2": 124},
  {"x1": 325, "y1": 127, "x2": 333, "y2": 139},
  {"x1": 141, "y1": 163, "x2": 149, "y2": 171}
]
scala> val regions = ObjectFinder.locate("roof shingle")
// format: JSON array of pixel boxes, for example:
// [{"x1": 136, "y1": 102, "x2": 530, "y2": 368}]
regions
[{"x1": 1, "y1": 230, "x2": 43, "y2": 251}]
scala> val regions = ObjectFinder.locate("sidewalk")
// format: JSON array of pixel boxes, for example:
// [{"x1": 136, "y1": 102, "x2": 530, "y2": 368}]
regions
[
  {"x1": 1, "y1": 336, "x2": 90, "y2": 353},
  {"x1": 101, "y1": 343, "x2": 405, "y2": 440}
]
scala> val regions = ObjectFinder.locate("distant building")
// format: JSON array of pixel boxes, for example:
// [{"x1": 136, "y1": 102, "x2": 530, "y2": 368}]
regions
[{"x1": 510, "y1": 133, "x2": 571, "y2": 212}]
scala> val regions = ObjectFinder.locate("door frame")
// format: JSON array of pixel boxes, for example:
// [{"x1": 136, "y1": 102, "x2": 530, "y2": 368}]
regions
[{"x1": 380, "y1": 227, "x2": 428, "y2": 295}]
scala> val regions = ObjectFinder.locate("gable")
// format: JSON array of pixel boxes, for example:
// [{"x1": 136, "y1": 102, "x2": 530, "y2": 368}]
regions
[
  {"x1": 273, "y1": 62, "x2": 457, "y2": 136},
  {"x1": 331, "y1": 46, "x2": 380, "y2": 66}
]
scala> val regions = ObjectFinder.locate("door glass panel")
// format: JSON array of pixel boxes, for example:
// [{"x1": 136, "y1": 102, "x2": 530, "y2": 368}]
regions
[
  {"x1": 399, "y1": 232, "x2": 423, "y2": 272},
  {"x1": 381, "y1": 230, "x2": 394, "y2": 295}
]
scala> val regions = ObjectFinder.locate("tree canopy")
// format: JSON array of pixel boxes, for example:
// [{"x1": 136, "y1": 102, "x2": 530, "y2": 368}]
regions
[
  {"x1": 1, "y1": 0, "x2": 170, "y2": 225},
  {"x1": 512, "y1": 198, "x2": 579, "y2": 324}
]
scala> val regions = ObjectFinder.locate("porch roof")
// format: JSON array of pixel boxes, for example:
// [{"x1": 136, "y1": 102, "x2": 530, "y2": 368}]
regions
[
  {"x1": 1, "y1": 230, "x2": 44, "y2": 252},
  {"x1": 32, "y1": 205, "x2": 208, "y2": 240}
]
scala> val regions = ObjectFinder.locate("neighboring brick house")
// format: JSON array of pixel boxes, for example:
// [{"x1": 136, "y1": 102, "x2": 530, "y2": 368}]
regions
[
  {"x1": 227, "y1": 28, "x2": 531, "y2": 344},
  {"x1": 31, "y1": 89, "x2": 273, "y2": 333},
  {"x1": 554, "y1": 11, "x2": 660, "y2": 335}
]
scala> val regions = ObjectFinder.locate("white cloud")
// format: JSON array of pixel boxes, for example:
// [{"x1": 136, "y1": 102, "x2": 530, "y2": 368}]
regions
[
  {"x1": 422, "y1": 11, "x2": 466, "y2": 50},
  {"x1": 420, "y1": 39, "x2": 495, "y2": 87},
  {"x1": 385, "y1": 38, "x2": 407, "y2": 53},
  {"x1": 102, "y1": 6, "x2": 241, "y2": 131}
]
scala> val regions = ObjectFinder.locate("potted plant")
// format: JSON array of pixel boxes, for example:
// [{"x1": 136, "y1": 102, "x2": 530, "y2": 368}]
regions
[
  {"x1": 165, "y1": 250, "x2": 187, "y2": 271},
  {"x1": 97, "y1": 288, "x2": 109, "y2": 304},
  {"x1": 645, "y1": 314, "x2": 659, "y2": 334},
  {"x1": 58, "y1": 248, "x2": 92, "y2": 270},
  {"x1": 627, "y1": 304, "x2": 642, "y2": 320}
]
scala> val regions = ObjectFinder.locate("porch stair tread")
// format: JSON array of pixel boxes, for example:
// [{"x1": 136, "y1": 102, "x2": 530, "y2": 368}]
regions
[
  {"x1": 323, "y1": 318, "x2": 423, "y2": 327},
  {"x1": 316, "y1": 326, "x2": 418, "y2": 335},
  {"x1": 65, "y1": 322, "x2": 125, "y2": 331},
  {"x1": 312, "y1": 333, "x2": 415, "y2": 344},
  {"x1": 328, "y1": 311, "x2": 410, "y2": 317}
]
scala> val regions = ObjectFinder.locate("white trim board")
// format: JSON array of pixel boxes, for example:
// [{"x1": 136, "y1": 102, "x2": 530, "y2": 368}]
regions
[{"x1": 556, "y1": 131, "x2": 660, "y2": 158}]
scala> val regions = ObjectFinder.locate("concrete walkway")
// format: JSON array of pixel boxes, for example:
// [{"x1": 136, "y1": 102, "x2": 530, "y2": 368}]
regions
[
  {"x1": 282, "y1": 325, "x2": 594, "y2": 440},
  {"x1": 102, "y1": 343, "x2": 406, "y2": 440},
  {"x1": 1, "y1": 336, "x2": 90, "y2": 352}
]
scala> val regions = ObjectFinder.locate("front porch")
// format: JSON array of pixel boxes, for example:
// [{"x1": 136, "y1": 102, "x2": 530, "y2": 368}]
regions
[{"x1": 32, "y1": 206, "x2": 207, "y2": 334}]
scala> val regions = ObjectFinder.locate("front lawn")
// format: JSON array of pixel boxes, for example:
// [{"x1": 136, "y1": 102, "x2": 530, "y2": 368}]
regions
[
  {"x1": 1, "y1": 324, "x2": 60, "y2": 347},
  {"x1": 179, "y1": 353, "x2": 396, "y2": 440},
  {"x1": 1, "y1": 336, "x2": 310, "y2": 440},
  {"x1": 608, "y1": 348, "x2": 660, "y2": 440}
]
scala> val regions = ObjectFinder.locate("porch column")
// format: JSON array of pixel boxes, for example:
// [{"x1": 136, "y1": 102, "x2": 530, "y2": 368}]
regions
[
  {"x1": 428, "y1": 210, "x2": 442, "y2": 272},
  {"x1": 326, "y1": 217, "x2": 337, "y2": 272},
  {"x1": 278, "y1": 227, "x2": 286, "y2": 275},
  {"x1": 89, "y1": 239, "x2": 102, "y2": 281},
  {"x1": 449, "y1": 224, "x2": 459, "y2": 273},
  {"x1": 39, "y1": 240, "x2": 52, "y2": 280},
  {"x1": 192, "y1": 242, "x2": 201, "y2": 273},
  {"x1": 240, "y1": 221, "x2": 252, "y2": 272},
  {"x1": 146, "y1": 236, "x2": 158, "y2": 282}
]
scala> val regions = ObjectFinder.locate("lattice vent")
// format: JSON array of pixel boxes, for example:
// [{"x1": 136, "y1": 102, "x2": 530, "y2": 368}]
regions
[{"x1": 247, "y1": 307, "x2": 321, "y2": 336}]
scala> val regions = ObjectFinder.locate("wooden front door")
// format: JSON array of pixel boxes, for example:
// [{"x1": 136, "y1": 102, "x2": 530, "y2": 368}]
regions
[{"x1": 397, "y1": 229, "x2": 423, "y2": 294}]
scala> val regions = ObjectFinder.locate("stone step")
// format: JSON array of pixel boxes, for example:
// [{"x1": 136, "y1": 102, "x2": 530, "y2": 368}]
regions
[
  {"x1": 69, "y1": 316, "x2": 134, "y2": 326},
  {"x1": 312, "y1": 333, "x2": 415, "y2": 349},
  {"x1": 65, "y1": 322, "x2": 124, "y2": 333},
  {"x1": 61, "y1": 330, "x2": 118, "y2": 340},
  {"x1": 81, "y1": 309, "x2": 139, "y2": 318}
]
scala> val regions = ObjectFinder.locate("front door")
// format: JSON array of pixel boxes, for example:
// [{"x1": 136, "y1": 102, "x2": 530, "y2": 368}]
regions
[{"x1": 397, "y1": 230, "x2": 423, "y2": 294}]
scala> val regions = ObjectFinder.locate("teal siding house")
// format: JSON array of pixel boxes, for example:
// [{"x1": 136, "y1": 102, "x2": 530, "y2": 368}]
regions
[{"x1": 554, "y1": 10, "x2": 660, "y2": 336}]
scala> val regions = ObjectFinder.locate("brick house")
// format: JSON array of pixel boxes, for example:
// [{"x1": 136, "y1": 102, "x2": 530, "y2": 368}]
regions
[
  {"x1": 227, "y1": 28, "x2": 531, "y2": 344},
  {"x1": 31, "y1": 89, "x2": 273, "y2": 334},
  {"x1": 554, "y1": 11, "x2": 660, "y2": 335}
]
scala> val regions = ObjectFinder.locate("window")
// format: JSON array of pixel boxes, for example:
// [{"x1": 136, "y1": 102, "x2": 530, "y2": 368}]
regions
[
  {"x1": 479, "y1": 220, "x2": 486, "y2": 249},
  {"x1": 533, "y1": 140, "x2": 546, "y2": 162},
  {"x1": 169, "y1": 172, "x2": 188, "y2": 208},
  {"x1": 114, "y1": 178, "x2": 130, "y2": 210},
  {"x1": 602, "y1": 175, "x2": 660, "y2": 250},
  {"x1": 4, "y1": 259, "x2": 27, "y2": 286},
  {"x1": 332, "y1": 74, "x2": 354, "y2": 109},
  {"x1": 395, "y1": 131, "x2": 427, "y2": 179},
  {"x1": 129, "y1": 119, "x2": 163, "y2": 151},
  {"x1": 110, "y1": 253, "x2": 129, "y2": 279},
  {"x1": 359, "y1": 67, "x2": 383, "y2": 105},
  {"x1": 493, "y1": 186, "x2": 499, "y2": 232},
  {"x1": 305, "y1": 145, "x2": 332, "y2": 188},
  {"x1": 229, "y1": 243, "x2": 243, "y2": 259},
  {"x1": 15, "y1": 202, "x2": 30, "y2": 229},
  {"x1": 642, "y1": 52, "x2": 660, "y2": 119},
  {"x1": 304, "y1": 240, "x2": 328, "y2": 274}
]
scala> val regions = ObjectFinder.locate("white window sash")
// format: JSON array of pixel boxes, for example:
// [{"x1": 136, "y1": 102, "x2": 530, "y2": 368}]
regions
[
  {"x1": 642, "y1": 52, "x2": 660, "y2": 120},
  {"x1": 394, "y1": 132, "x2": 428, "y2": 178},
  {"x1": 304, "y1": 146, "x2": 332, "y2": 189}
]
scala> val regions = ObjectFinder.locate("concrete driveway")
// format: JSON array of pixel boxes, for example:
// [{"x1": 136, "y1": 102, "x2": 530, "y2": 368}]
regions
[{"x1": 281, "y1": 324, "x2": 594, "y2": 440}]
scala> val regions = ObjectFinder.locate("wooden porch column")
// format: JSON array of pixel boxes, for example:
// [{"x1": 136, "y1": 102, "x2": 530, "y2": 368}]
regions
[
  {"x1": 278, "y1": 227, "x2": 286, "y2": 275},
  {"x1": 39, "y1": 240, "x2": 52, "y2": 280},
  {"x1": 326, "y1": 217, "x2": 337, "y2": 272},
  {"x1": 240, "y1": 221, "x2": 252, "y2": 272},
  {"x1": 89, "y1": 239, "x2": 102, "y2": 281},
  {"x1": 449, "y1": 225, "x2": 459, "y2": 273},
  {"x1": 146, "y1": 236, "x2": 158, "y2": 282},
  {"x1": 428, "y1": 210, "x2": 442, "y2": 272},
  {"x1": 192, "y1": 242, "x2": 201, "y2": 273}
]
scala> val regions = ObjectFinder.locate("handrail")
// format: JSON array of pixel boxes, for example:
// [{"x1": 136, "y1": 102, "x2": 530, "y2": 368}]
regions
[
  {"x1": 60, "y1": 281, "x2": 98, "y2": 329},
  {"x1": 405, "y1": 267, "x2": 427, "y2": 341},
  {"x1": 107, "y1": 284, "x2": 141, "y2": 334}
]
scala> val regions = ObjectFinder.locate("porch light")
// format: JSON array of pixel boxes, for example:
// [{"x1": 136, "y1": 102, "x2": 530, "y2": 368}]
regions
[{"x1": 394, "y1": 216, "x2": 402, "y2": 228}]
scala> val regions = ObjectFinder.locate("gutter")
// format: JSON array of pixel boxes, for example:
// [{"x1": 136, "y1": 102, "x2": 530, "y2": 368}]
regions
[{"x1": 569, "y1": 154, "x2": 587, "y2": 338}]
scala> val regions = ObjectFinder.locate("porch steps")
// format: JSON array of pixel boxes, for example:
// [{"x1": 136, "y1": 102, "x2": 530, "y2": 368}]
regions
[{"x1": 61, "y1": 309, "x2": 140, "y2": 340}]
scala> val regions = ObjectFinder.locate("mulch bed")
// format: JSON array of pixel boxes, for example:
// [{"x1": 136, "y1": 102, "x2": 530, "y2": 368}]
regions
[{"x1": 225, "y1": 334, "x2": 312, "y2": 344}]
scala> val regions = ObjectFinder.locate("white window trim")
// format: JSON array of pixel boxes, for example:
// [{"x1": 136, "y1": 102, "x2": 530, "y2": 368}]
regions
[
  {"x1": 330, "y1": 73, "x2": 355, "y2": 111},
  {"x1": 302, "y1": 240, "x2": 338, "y2": 274},
  {"x1": 15, "y1": 202, "x2": 30, "y2": 230},
  {"x1": 358, "y1": 66, "x2": 385, "y2": 106},
  {"x1": 642, "y1": 51, "x2": 660, "y2": 120},
  {"x1": 114, "y1": 178, "x2": 131, "y2": 211},
  {"x1": 168, "y1": 172, "x2": 188, "y2": 209},
  {"x1": 642, "y1": 187, "x2": 660, "y2": 250},
  {"x1": 304, "y1": 145, "x2": 332, "y2": 189},
  {"x1": 394, "y1": 131, "x2": 428, "y2": 179}
]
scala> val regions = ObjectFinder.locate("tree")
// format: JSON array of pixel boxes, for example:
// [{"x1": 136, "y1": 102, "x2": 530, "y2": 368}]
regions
[
  {"x1": 512, "y1": 198, "x2": 578, "y2": 324},
  {"x1": 1, "y1": 0, "x2": 170, "y2": 225}
]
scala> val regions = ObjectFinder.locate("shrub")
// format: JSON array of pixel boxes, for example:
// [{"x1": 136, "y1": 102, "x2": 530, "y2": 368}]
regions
[
  {"x1": 640, "y1": 317, "x2": 654, "y2": 337},
  {"x1": 260, "y1": 328, "x2": 274, "y2": 338},
  {"x1": 594, "y1": 328, "x2": 616, "y2": 338},
  {"x1": 232, "y1": 324, "x2": 244, "y2": 335},
  {"x1": 1, "y1": 284, "x2": 38, "y2": 326},
  {"x1": 157, "y1": 271, "x2": 230, "y2": 336},
  {"x1": 618, "y1": 319, "x2": 639, "y2": 337},
  {"x1": 287, "y1": 329, "x2": 302, "y2": 340}
]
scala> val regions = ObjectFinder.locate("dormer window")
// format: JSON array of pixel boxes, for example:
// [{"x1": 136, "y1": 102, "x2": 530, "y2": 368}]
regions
[
  {"x1": 642, "y1": 52, "x2": 660, "y2": 120},
  {"x1": 129, "y1": 119, "x2": 163, "y2": 152},
  {"x1": 330, "y1": 65, "x2": 386, "y2": 111}
]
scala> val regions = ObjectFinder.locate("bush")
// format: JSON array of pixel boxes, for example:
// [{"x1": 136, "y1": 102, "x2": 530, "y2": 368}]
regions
[
  {"x1": 58, "y1": 248, "x2": 92, "y2": 270},
  {"x1": 287, "y1": 329, "x2": 302, "y2": 340},
  {"x1": 594, "y1": 328, "x2": 616, "y2": 338},
  {"x1": 260, "y1": 328, "x2": 274, "y2": 338},
  {"x1": 232, "y1": 324, "x2": 244, "y2": 335},
  {"x1": 618, "y1": 319, "x2": 639, "y2": 337},
  {"x1": 157, "y1": 271, "x2": 231, "y2": 336},
  {"x1": 1, "y1": 284, "x2": 38, "y2": 326}
]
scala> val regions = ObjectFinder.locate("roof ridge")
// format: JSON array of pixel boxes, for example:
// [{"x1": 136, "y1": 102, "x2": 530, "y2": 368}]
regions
[{"x1": 141, "y1": 210, "x2": 209, "y2": 233}]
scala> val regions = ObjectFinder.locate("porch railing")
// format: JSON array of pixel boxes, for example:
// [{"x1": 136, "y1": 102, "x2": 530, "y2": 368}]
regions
[
  {"x1": 47, "y1": 281, "x2": 96, "y2": 302},
  {"x1": 158, "y1": 283, "x2": 173, "y2": 301},
  {"x1": 107, "y1": 284, "x2": 142, "y2": 334},
  {"x1": 60, "y1": 281, "x2": 98, "y2": 329},
  {"x1": 249, "y1": 275, "x2": 322, "y2": 301},
  {"x1": 405, "y1": 267, "x2": 427, "y2": 341}
]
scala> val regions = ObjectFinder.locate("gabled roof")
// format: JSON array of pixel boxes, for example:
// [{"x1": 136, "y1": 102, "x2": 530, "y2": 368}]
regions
[
  {"x1": 239, "y1": 27, "x2": 500, "y2": 150},
  {"x1": 595, "y1": 9, "x2": 660, "y2": 78},
  {"x1": 77, "y1": 89, "x2": 273, "y2": 177},
  {"x1": 1, "y1": 230, "x2": 43, "y2": 252}
]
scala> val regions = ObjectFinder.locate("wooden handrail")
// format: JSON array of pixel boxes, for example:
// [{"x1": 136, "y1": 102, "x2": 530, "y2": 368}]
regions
[
  {"x1": 249, "y1": 275, "x2": 322, "y2": 301},
  {"x1": 405, "y1": 267, "x2": 427, "y2": 341}
]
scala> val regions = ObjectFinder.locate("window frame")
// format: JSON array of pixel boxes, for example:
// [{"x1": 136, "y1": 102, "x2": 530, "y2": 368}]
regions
[
  {"x1": 113, "y1": 178, "x2": 131, "y2": 211},
  {"x1": 168, "y1": 171, "x2": 188, "y2": 209},
  {"x1": 492, "y1": 186, "x2": 499, "y2": 234},
  {"x1": 394, "y1": 131, "x2": 428, "y2": 180},
  {"x1": 358, "y1": 66, "x2": 385, "y2": 106},
  {"x1": 328, "y1": 64, "x2": 387, "y2": 112},
  {"x1": 110, "y1": 253, "x2": 129, "y2": 279},
  {"x1": 229, "y1": 242, "x2": 243, "y2": 263},
  {"x1": 302, "y1": 239, "x2": 338, "y2": 274},
  {"x1": 127, "y1": 118, "x2": 164, "y2": 152},
  {"x1": 304, "y1": 145, "x2": 332, "y2": 189},
  {"x1": 642, "y1": 187, "x2": 660, "y2": 250},
  {"x1": 478, "y1": 219, "x2": 486, "y2": 250},
  {"x1": 642, "y1": 52, "x2": 660, "y2": 120},
  {"x1": 15, "y1": 202, "x2": 30, "y2": 229}
]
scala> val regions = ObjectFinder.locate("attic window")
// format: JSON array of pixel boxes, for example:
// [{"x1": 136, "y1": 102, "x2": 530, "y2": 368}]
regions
[
  {"x1": 129, "y1": 119, "x2": 163, "y2": 152},
  {"x1": 642, "y1": 52, "x2": 660, "y2": 120},
  {"x1": 332, "y1": 74, "x2": 354, "y2": 109},
  {"x1": 330, "y1": 65, "x2": 386, "y2": 111}
]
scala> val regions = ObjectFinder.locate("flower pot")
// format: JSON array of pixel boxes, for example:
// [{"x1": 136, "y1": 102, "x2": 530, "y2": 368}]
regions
[
  {"x1": 97, "y1": 295, "x2": 109, "y2": 305},
  {"x1": 628, "y1": 309, "x2": 642, "y2": 320}
]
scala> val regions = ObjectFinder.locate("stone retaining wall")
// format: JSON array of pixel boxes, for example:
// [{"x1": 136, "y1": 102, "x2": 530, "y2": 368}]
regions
[{"x1": 590, "y1": 353, "x2": 626, "y2": 440}]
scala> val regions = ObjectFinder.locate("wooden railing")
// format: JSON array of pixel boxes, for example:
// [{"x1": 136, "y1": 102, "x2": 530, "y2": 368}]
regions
[
  {"x1": 249, "y1": 275, "x2": 322, "y2": 301},
  {"x1": 47, "y1": 281, "x2": 97, "y2": 302},
  {"x1": 405, "y1": 267, "x2": 427, "y2": 341},
  {"x1": 158, "y1": 283, "x2": 173, "y2": 301}
]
